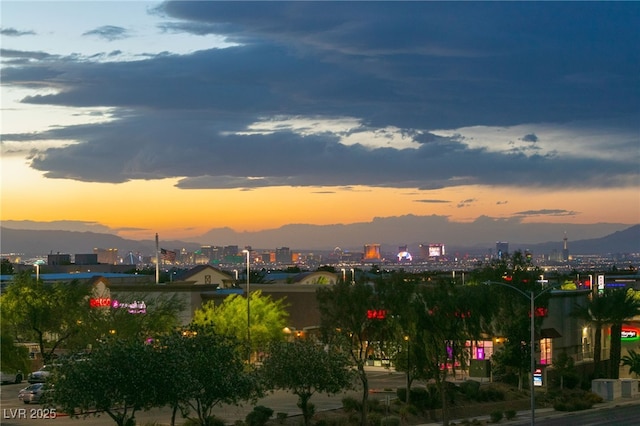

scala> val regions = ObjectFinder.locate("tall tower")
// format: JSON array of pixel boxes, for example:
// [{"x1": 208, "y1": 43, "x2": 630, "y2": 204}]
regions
[{"x1": 562, "y1": 232, "x2": 569, "y2": 261}]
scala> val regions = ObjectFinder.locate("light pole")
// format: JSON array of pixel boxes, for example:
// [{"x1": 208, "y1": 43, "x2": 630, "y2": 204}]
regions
[
  {"x1": 242, "y1": 249, "x2": 251, "y2": 362},
  {"x1": 484, "y1": 280, "x2": 559, "y2": 426},
  {"x1": 404, "y1": 335, "x2": 410, "y2": 404}
]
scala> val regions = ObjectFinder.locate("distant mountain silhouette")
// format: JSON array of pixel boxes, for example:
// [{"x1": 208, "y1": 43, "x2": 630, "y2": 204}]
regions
[
  {"x1": 1, "y1": 221, "x2": 637, "y2": 258},
  {"x1": 0, "y1": 228, "x2": 200, "y2": 258}
]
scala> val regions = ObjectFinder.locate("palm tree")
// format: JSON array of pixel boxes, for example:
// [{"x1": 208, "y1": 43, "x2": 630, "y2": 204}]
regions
[
  {"x1": 572, "y1": 294, "x2": 611, "y2": 378},
  {"x1": 606, "y1": 289, "x2": 640, "y2": 379},
  {"x1": 622, "y1": 350, "x2": 640, "y2": 378}
]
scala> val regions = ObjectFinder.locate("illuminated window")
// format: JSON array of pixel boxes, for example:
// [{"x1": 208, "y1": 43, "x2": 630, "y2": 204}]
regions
[{"x1": 540, "y1": 338, "x2": 552, "y2": 365}]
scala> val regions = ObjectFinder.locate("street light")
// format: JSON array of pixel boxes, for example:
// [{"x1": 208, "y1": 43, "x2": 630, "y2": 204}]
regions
[
  {"x1": 242, "y1": 249, "x2": 251, "y2": 362},
  {"x1": 484, "y1": 280, "x2": 559, "y2": 426},
  {"x1": 403, "y1": 335, "x2": 410, "y2": 404}
]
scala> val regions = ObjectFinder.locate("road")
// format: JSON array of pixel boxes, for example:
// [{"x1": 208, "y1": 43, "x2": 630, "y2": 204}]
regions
[{"x1": 0, "y1": 368, "x2": 406, "y2": 426}]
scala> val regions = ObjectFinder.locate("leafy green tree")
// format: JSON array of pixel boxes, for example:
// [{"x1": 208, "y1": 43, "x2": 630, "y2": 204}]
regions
[
  {"x1": 156, "y1": 326, "x2": 260, "y2": 425},
  {"x1": 0, "y1": 334, "x2": 31, "y2": 376},
  {"x1": 0, "y1": 272, "x2": 91, "y2": 362},
  {"x1": 260, "y1": 339, "x2": 355, "y2": 426},
  {"x1": 1, "y1": 258, "x2": 14, "y2": 274},
  {"x1": 70, "y1": 292, "x2": 186, "y2": 348},
  {"x1": 52, "y1": 337, "x2": 161, "y2": 426},
  {"x1": 622, "y1": 349, "x2": 640, "y2": 378},
  {"x1": 408, "y1": 282, "x2": 491, "y2": 426},
  {"x1": 468, "y1": 253, "x2": 546, "y2": 389},
  {"x1": 192, "y1": 290, "x2": 289, "y2": 358},
  {"x1": 317, "y1": 280, "x2": 391, "y2": 426}
]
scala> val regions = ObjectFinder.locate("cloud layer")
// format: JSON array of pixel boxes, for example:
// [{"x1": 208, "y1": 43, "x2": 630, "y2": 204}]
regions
[{"x1": 1, "y1": 1, "x2": 638, "y2": 192}]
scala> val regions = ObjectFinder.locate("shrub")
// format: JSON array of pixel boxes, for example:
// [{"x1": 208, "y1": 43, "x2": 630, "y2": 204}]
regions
[
  {"x1": 504, "y1": 409, "x2": 517, "y2": 420},
  {"x1": 380, "y1": 416, "x2": 401, "y2": 426},
  {"x1": 489, "y1": 410, "x2": 503, "y2": 423},
  {"x1": 342, "y1": 396, "x2": 361, "y2": 413},
  {"x1": 458, "y1": 380, "x2": 481, "y2": 399},
  {"x1": 276, "y1": 412, "x2": 288, "y2": 424},
  {"x1": 368, "y1": 398, "x2": 385, "y2": 413},
  {"x1": 367, "y1": 412, "x2": 382, "y2": 426},
  {"x1": 245, "y1": 406, "x2": 273, "y2": 426}
]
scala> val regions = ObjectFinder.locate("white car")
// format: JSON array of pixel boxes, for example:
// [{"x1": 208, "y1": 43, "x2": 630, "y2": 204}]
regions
[
  {"x1": 27, "y1": 365, "x2": 55, "y2": 384},
  {"x1": 0, "y1": 370, "x2": 24, "y2": 384}
]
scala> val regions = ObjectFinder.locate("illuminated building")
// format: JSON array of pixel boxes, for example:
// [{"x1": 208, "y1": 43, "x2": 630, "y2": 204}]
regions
[
  {"x1": 397, "y1": 245, "x2": 413, "y2": 262},
  {"x1": 496, "y1": 241, "x2": 509, "y2": 259},
  {"x1": 94, "y1": 248, "x2": 118, "y2": 265},
  {"x1": 363, "y1": 244, "x2": 381, "y2": 260}
]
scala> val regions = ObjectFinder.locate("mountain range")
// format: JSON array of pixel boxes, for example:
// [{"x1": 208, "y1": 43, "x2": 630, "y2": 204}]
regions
[{"x1": 1, "y1": 217, "x2": 638, "y2": 258}]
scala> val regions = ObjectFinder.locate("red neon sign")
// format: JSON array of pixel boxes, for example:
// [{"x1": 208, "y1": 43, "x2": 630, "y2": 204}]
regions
[
  {"x1": 367, "y1": 309, "x2": 387, "y2": 320},
  {"x1": 90, "y1": 297, "x2": 111, "y2": 308}
]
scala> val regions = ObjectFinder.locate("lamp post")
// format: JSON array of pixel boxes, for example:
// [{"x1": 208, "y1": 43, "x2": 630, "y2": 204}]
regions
[
  {"x1": 404, "y1": 335, "x2": 410, "y2": 404},
  {"x1": 242, "y1": 249, "x2": 251, "y2": 362},
  {"x1": 484, "y1": 280, "x2": 559, "y2": 426}
]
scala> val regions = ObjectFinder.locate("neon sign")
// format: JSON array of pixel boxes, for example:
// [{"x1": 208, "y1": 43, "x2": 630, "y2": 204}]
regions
[
  {"x1": 367, "y1": 309, "x2": 387, "y2": 320},
  {"x1": 90, "y1": 297, "x2": 111, "y2": 308},
  {"x1": 112, "y1": 300, "x2": 147, "y2": 314},
  {"x1": 621, "y1": 328, "x2": 639, "y2": 341}
]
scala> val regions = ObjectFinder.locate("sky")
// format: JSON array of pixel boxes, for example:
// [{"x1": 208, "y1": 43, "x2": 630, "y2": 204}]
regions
[{"x1": 1, "y1": 1, "x2": 639, "y2": 244}]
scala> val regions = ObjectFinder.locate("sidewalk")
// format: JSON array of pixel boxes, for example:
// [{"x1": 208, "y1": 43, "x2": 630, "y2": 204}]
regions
[{"x1": 416, "y1": 395, "x2": 640, "y2": 426}]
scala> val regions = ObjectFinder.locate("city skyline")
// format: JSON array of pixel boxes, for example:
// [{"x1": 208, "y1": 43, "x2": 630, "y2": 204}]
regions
[{"x1": 2, "y1": 2, "x2": 638, "y2": 243}]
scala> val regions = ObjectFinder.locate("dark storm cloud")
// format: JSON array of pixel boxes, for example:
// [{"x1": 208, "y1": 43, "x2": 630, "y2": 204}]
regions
[
  {"x1": 1, "y1": 28, "x2": 36, "y2": 36},
  {"x1": 1, "y1": 2, "x2": 638, "y2": 191},
  {"x1": 82, "y1": 25, "x2": 129, "y2": 41}
]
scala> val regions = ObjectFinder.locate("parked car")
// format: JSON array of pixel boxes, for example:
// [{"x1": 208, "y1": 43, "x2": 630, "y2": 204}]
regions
[
  {"x1": 0, "y1": 370, "x2": 24, "y2": 384},
  {"x1": 18, "y1": 383, "x2": 45, "y2": 404},
  {"x1": 27, "y1": 365, "x2": 56, "y2": 384}
]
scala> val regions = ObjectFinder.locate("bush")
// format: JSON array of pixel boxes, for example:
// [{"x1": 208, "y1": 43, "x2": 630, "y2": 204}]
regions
[
  {"x1": 368, "y1": 398, "x2": 385, "y2": 413},
  {"x1": 489, "y1": 410, "x2": 503, "y2": 423},
  {"x1": 380, "y1": 416, "x2": 401, "y2": 426},
  {"x1": 504, "y1": 409, "x2": 517, "y2": 420},
  {"x1": 342, "y1": 396, "x2": 361, "y2": 413},
  {"x1": 276, "y1": 412, "x2": 288, "y2": 424},
  {"x1": 245, "y1": 406, "x2": 273, "y2": 426},
  {"x1": 367, "y1": 412, "x2": 382, "y2": 426},
  {"x1": 458, "y1": 380, "x2": 481, "y2": 399}
]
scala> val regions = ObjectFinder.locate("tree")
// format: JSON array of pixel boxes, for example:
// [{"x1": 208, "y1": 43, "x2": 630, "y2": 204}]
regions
[
  {"x1": 408, "y1": 282, "x2": 492, "y2": 426},
  {"x1": 260, "y1": 339, "x2": 355, "y2": 426},
  {"x1": 622, "y1": 350, "x2": 640, "y2": 378},
  {"x1": 1, "y1": 258, "x2": 14, "y2": 275},
  {"x1": 156, "y1": 326, "x2": 260, "y2": 425},
  {"x1": 572, "y1": 289, "x2": 640, "y2": 379},
  {"x1": 0, "y1": 272, "x2": 91, "y2": 362},
  {"x1": 606, "y1": 289, "x2": 640, "y2": 379},
  {"x1": 571, "y1": 292, "x2": 611, "y2": 378},
  {"x1": 316, "y1": 280, "x2": 391, "y2": 426},
  {"x1": 69, "y1": 292, "x2": 186, "y2": 349},
  {"x1": 192, "y1": 290, "x2": 289, "y2": 358},
  {"x1": 52, "y1": 337, "x2": 161, "y2": 426},
  {"x1": 0, "y1": 333, "x2": 31, "y2": 376}
]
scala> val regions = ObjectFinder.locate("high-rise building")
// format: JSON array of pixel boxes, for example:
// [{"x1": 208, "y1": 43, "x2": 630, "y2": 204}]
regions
[
  {"x1": 94, "y1": 248, "x2": 118, "y2": 265},
  {"x1": 562, "y1": 233, "x2": 569, "y2": 261},
  {"x1": 363, "y1": 244, "x2": 381, "y2": 260},
  {"x1": 275, "y1": 247, "x2": 291, "y2": 264},
  {"x1": 496, "y1": 242, "x2": 509, "y2": 260}
]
